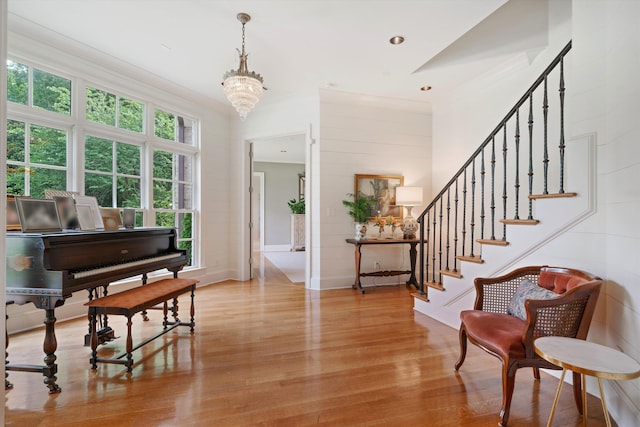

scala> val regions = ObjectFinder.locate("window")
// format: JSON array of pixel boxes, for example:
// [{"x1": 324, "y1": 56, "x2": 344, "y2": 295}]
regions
[
  {"x1": 7, "y1": 60, "x2": 28, "y2": 105},
  {"x1": 84, "y1": 136, "x2": 141, "y2": 208},
  {"x1": 7, "y1": 60, "x2": 72, "y2": 115},
  {"x1": 154, "y1": 108, "x2": 195, "y2": 145},
  {"x1": 6, "y1": 119, "x2": 68, "y2": 198},
  {"x1": 86, "y1": 86, "x2": 144, "y2": 132},
  {"x1": 153, "y1": 149, "x2": 194, "y2": 265}
]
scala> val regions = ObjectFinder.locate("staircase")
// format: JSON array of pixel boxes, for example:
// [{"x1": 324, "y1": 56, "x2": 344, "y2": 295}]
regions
[{"x1": 412, "y1": 41, "x2": 597, "y2": 328}]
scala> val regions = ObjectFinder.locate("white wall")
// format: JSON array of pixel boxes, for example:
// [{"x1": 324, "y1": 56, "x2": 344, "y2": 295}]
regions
[
  {"x1": 513, "y1": 2, "x2": 640, "y2": 423},
  {"x1": 567, "y1": 0, "x2": 639, "y2": 423},
  {"x1": 427, "y1": 0, "x2": 640, "y2": 423},
  {"x1": 431, "y1": 0, "x2": 572, "y2": 191},
  {"x1": 316, "y1": 90, "x2": 432, "y2": 290}
]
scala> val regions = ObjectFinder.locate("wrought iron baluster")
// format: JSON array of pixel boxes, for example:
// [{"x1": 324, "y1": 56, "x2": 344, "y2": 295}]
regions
[
  {"x1": 490, "y1": 136, "x2": 496, "y2": 240},
  {"x1": 470, "y1": 159, "x2": 476, "y2": 257},
  {"x1": 453, "y1": 179, "x2": 459, "y2": 272},
  {"x1": 461, "y1": 169, "x2": 467, "y2": 257},
  {"x1": 559, "y1": 56, "x2": 566, "y2": 194},
  {"x1": 418, "y1": 211, "x2": 427, "y2": 294},
  {"x1": 445, "y1": 188, "x2": 451, "y2": 271},
  {"x1": 432, "y1": 204, "x2": 437, "y2": 284},
  {"x1": 527, "y1": 93, "x2": 534, "y2": 219},
  {"x1": 514, "y1": 109, "x2": 521, "y2": 220},
  {"x1": 424, "y1": 210, "x2": 430, "y2": 290},
  {"x1": 480, "y1": 149, "x2": 486, "y2": 239},
  {"x1": 543, "y1": 76, "x2": 549, "y2": 194},
  {"x1": 502, "y1": 125, "x2": 508, "y2": 240},
  {"x1": 438, "y1": 199, "x2": 444, "y2": 276}
]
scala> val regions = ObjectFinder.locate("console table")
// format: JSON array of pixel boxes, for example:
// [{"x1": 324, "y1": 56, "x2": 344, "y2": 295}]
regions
[
  {"x1": 345, "y1": 238, "x2": 419, "y2": 293},
  {"x1": 534, "y1": 336, "x2": 640, "y2": 427}
]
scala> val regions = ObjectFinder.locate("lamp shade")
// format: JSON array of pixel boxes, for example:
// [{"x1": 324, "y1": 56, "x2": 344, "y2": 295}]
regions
[{"x1": 395, "y1": 186, "x2": 423, "y2": 206}]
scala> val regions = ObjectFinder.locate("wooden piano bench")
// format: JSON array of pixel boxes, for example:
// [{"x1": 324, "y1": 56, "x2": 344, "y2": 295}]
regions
[{"x1": 85, "y1": 277, "x2": 198, "y2": 373}]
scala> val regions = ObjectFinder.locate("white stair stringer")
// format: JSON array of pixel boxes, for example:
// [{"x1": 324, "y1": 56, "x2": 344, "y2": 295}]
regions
[{"x1": 414, "y1": 134, "x2": 597, "y2": 329}]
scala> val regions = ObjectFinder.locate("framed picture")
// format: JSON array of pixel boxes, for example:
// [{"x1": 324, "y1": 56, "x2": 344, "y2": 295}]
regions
[
  {"x1": 54, "y1": 196, "x2": 79, "y2": 229},
  {"x1": 74, "y1": 195, "x2": 104, "y2": 229},
  {"x1": 354, "y1": 174, "x2": 404, "y2": 219},
  {"x1": 6, "y1": 195, "x2": 22, "y2": 231},
  {"x1": 100, "y1": 207, "x2": 122, "y2": 230},
  {"x1": 76, "y1": 204, "x2": 96, "y2": 231},
  {"x1": 14, "y1": 197, "x2": 62, "y2": 233}
]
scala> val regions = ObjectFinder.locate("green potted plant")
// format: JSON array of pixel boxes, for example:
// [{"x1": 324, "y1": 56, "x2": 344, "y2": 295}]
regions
[
  {"x1": 342, "y1": 192, "x2": 375, "y2": 240},
  {"x1": 287, "y1": 198, "x2": 305, "y2": 214}
]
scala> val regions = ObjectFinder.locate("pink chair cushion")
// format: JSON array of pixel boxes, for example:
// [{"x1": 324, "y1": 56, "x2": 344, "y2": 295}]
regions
[
  {"x1": 460, "y1": 310, "x2": 527, "y2": 360},
  {"x1": 539, "y1": 270, "x2": 590, "y2": 294}
]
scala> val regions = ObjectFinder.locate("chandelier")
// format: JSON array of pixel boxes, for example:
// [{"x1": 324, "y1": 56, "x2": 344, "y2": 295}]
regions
[{"x1": 222, "y1": 13, "x2": 264, "y2": 120}]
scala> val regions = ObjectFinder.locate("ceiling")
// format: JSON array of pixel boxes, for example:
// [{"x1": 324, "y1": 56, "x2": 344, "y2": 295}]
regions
[{"x1": 7, "y1": 0, "x2": 551, "y2": 163}]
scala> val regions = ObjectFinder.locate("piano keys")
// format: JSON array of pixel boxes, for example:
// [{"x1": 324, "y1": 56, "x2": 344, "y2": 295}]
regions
[{"x1": 5, "y1": 227, "x2": 188, "y2": 393}]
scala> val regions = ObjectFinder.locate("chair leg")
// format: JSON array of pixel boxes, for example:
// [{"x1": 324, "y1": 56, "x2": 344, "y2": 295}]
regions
[
  {"x1": 533, "y1": 367, "x2": 541, "y2": 380},
  {"x1": 454, "y1": 326, "x2": 468, "y2": 371},
  {"x1": 499, "y1": 362, "x2": 517, "y2": 427},
  {"x1": 572, "y1": 371, "x2": 583, "y2": 415}
]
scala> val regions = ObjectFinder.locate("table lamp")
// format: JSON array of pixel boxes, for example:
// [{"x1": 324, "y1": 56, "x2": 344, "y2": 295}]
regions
[{"x1": 395, "y1": 186, "x2": 422, "y2": 239}]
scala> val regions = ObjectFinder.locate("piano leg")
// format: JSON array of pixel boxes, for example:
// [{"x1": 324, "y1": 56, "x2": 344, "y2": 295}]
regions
[
  {"x1": 42, "y1": 307, "x2": 61, "y2": 394},
  {"x1": 6, "y1": 302, "x2": 14, "y2": 390}
]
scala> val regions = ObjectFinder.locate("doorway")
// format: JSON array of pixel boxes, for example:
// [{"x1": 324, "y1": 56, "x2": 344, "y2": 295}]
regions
[{"x1": 249, "y1": 133, "x2": 307, "y2": 284}]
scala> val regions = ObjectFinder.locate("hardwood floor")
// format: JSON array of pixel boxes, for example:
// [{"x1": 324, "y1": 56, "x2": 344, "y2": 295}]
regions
[{"x1": 5, "y1": 257, "x2": 611, "y2": 426}]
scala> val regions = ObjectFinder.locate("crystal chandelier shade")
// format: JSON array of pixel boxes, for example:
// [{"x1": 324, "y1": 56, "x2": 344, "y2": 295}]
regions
[{"x1": 222, "y1": 13, "x2": 264, "y2": 120}]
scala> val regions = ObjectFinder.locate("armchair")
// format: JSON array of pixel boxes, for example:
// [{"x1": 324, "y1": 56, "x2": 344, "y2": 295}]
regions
[{"x1": 454, "y1": 266, "x2": 602, "y2": 426}]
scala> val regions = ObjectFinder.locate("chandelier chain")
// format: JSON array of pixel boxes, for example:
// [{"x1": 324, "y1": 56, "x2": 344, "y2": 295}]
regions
[{"x1": 241, "y1": 22, "x2": 246, "y2": 56}]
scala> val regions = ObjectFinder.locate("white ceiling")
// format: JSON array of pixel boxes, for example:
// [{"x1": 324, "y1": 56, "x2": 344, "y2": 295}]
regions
[{"x1": 8, "y1": 0, "x2": 552, "y2": 162}]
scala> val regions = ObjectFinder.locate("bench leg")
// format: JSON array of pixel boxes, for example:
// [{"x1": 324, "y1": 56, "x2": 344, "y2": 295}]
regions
[
  {"x1": 189, "y1": 287, "x2": 195, "y2": 333},
  {"x1": 163, "y1": 301, "x2": 168, "y2": 329},
  {"x1": 125, "y1": 316, "x2": 133, "y2": 372}
]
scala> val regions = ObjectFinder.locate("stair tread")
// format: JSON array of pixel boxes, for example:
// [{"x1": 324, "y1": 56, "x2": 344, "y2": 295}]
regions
[
  {"x1": 424, "y1": 281, "x2": 445, "y2": 291},
  {"x1": 456, "y1": 255, "x2": 484, "y2": 264},
  {"x1": 440, "y1": 269, "x2": 462, "y2": 279},
  {"x1": 476, "y1": 239, "x2": 509, "y2": 246},
  {"x1": 411, "y1": 292, "x2": 429, "y2": 302},
  {"x1": 500, "y1": 218, "x2": 540, "y2": 225},
  {"x1": 529, "y1": 192, "x2": 577, "y2": 199}
]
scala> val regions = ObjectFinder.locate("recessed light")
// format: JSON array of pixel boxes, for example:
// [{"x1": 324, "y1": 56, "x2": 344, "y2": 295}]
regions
[
  {"x1": 389, "y1": 35, "x2": 405, "y2": 45},
  {"x1": 420, "y1": 86, "x2": 432, "y2": 91}
]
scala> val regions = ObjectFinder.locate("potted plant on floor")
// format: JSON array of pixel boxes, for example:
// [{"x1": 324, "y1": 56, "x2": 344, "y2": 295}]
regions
[
  {"x1": 288, "y1": 198, "x2": 305, "y2": 251},
  {"x1": 342, "y1": 192, "x2": 375, "y2": 240}
]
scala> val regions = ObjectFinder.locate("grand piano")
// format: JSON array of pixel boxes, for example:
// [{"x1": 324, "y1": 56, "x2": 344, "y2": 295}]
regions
[{"x1": 5, "y1": 227, "x2": 188, "y2": 393}]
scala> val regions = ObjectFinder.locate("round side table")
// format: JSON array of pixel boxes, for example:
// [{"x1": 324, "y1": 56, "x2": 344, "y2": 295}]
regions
[{"x1": 534, "y1": 336, "x2": 640, "y2": 427}]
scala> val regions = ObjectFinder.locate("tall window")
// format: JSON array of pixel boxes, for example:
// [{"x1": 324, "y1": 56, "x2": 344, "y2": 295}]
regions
[{"x1": 153, "y1": 147, "x2": 195, "y2": 265}]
